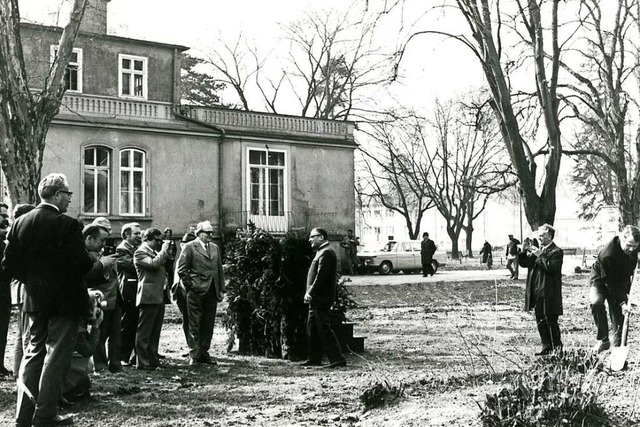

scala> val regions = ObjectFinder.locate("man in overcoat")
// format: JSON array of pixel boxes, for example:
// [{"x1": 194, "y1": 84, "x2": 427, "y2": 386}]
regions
[
  {"x1": 133, "y1": 228, "x2": 170, "y2": 370},
  {"x1": 4, "y1": 173, "x2": 94, "y2": 426},
  {"x1": 177, "y1": 221, "x2": 225, "y2": 365},
  {"x1": 420, "y1": 232, "x2": 436, "y2": 277},
  {"x1": 301, "y1": 228, "x2": 347, "y2": 369},
  {"x1": 518, "y1": 224, "x2": 564, "y2": 356}
]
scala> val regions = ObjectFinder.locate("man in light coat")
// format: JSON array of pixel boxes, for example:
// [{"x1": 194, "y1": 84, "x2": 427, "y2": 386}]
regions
[
  {"x1": 133, "y1": 228, "x2": 170, "y2": 370},
  {"x1": 177, "y1": 221, "x2": 225, "y2": 365}
]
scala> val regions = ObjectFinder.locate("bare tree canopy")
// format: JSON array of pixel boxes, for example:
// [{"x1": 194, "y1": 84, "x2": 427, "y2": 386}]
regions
[{"x1": 0, "y1": 0, "x2": 89, "y2": 204}]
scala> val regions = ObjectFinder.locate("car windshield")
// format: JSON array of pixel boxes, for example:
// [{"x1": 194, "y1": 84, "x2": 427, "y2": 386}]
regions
[{"x1": 381, "y1": 242, "x2": 397, "y2": 252}]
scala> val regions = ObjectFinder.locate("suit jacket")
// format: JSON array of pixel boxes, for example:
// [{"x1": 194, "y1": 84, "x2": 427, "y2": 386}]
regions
[
  {"x1": 177, "y1": 239, "x2": 224, "y2": 298},
  {"x1": 2, "y1": 204, "x2": 93, "y2": 316},
  {"x1": 421, "y1": 239, "x2": 436, "y2": 262},
  {"x1": 306, "y1": 243, "x2": 338, "y2": 309},
  {"x1": 519, "y1": 242, "x2": 564, "y2": 315},
  {"x1": 590, "y1": 236, "x2": 639, "y2": 302},
  {"x1": 116, "y1": 240, "x2": 138, "y2": 304},
  {"x1": 134, "y1": 242, "x2": 169, "y2": 306}
]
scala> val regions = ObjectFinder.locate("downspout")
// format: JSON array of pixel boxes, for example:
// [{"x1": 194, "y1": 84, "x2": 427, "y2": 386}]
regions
[{"x1": 173, "y1": 107, "x2": 226, "y2": 245}]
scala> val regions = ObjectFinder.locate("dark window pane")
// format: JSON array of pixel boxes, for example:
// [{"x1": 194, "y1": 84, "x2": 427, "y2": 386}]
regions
[
  {"x1": 122, "y1": 58, "x2": 131, "y2": 69},
  {"x1": 71, "y1": 51, "x2": 78, "y2": 63},
  {"x1": 133, "y1": 171, "x2": 143, "y2": 192},
  {"x1": 269, "y1": 152, "x2": 285, "y2": 166},
  {"x1": 122, "y1": 74, "x2": 130, "y2": 95},
  {"x1": 249, "y1": 150, "x2": 265, "y2": 165},
  {"x1": 134, "y1": 60, "x2": 143, "y2": 71},
  {"x1": 133, "y1": 151, "x2": 143, "y2": 168},
  {"x1": 97, "y1": 170, "x2": 109, "y2": 213},
  {"x1": 121, "y1": 150, "x2": 129, "y2": 167},
  {"x1": 133, "y1": 192, "x2": 143, "y2": 213},
  {"x1": 84, "y1": 148, "x2": 95, "y2": 166},
  {"x1": 84, "y1": 170, "x2": 95, "y2": 213},
  {"x1": 97, "y1": 148, "x2": 109, "y2": 167},
  {"x1": 120, "y1": 172, "x2": 130, "y2": 213}
]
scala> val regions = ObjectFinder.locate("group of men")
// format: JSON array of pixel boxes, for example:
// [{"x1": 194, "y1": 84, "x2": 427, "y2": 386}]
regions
[
  {"x1": 0, "y1": 173, "x2": 226, "y2": 426},
  {"x1": 515, "y1": 223, "x2": 640, "y2": 358}
]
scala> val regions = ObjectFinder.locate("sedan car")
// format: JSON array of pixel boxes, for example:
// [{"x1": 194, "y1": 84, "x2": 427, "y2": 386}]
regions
[{"x1": 357, "y1": 240, "x2": 448, "y2": 275}]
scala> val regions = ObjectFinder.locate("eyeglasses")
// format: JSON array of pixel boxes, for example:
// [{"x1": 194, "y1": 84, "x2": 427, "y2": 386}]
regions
[
  {"x1": 58, "y1": 190, "x2": 73, "y2": 198},
  {"x1": 204, "y1": 231, "x2": 214, "y2": 235},
  {"x1": 309, "y1": 234, "x2": 322, "y2": 239}
]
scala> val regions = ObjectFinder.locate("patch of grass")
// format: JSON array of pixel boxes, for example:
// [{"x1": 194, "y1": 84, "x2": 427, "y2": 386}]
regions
[
  {"x1": 360, "y1": 379, "x2": 406, "y2": 412},
  {"x1": 479, "y1": 349, "x2": 611, "y2": 426}
]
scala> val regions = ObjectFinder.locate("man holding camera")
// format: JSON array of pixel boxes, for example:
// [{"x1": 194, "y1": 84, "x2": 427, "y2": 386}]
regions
[
  {"x1": 134, "y1": 228, "x2": 171, "y2": 370},
  {"x1": 84, "y1": 218, "x2": 120, "y2": 373},
  {"x1": 177, "y1": 221, "x2": 225, "y2": 365},
  {"x1": 4, "y1": 173, "x2": 94, "y2": 427}
]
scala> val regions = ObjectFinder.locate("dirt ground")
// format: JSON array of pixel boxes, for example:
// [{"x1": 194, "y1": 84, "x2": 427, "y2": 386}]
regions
[{"x1": 1, "y1": 268, "x2": 639, "y2": 426}]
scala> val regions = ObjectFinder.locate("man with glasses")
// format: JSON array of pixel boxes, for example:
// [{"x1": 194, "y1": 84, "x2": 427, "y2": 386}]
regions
[
  {"x1": 177, "y1": 221, "x2": 225, "y2": 365},
  {"x1": 133, "y1": 228, "x2": 170, "y2": 370},
  {"x1": 301, "y1": 228, "x2": 347, "y2": 369},
  {"x1": 4, "y1": 173, "x2": 94, "y2": 426},
  {"x1": 116, "y1": 222, "x2": 142, "y2": 366}
]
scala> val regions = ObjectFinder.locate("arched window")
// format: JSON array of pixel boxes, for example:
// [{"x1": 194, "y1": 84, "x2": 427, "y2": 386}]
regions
[
  {"x1": 119, "y1": 148, "x2": 146, "y2": 215},
  {"x1": 83, "y1": 146, "x2": 110, "y2": 214}
]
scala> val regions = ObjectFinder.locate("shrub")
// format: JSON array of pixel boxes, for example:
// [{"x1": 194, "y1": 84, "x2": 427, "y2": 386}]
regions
[
  {"x1": 360, "y1": 379, "x2": 406, "y2": 412},
  {"x1": 223, "y1": 227, "x2": 356, "y2": 360},
  {"x1": 479, "y1": 349, "x2": 611, "y2": 426}
]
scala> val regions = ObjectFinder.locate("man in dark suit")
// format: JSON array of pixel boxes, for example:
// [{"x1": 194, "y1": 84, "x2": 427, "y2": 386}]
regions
[
  {"x1": 0, "y1": 202, "x2": 11, "y2": 377},
  {"x1": 589, "y1": 225, "x2": 640, "y2": 353},
  {"x1": 518, "y1": 224, "x2": 564, "y2": 356},
  {"x1": 3, "y1": 173, "x2": 94, "y2": 426},
  {"x1": 134, "y1": 228, "x2": 170, "y2": 370},
  {"x1": 116, "y1": 222, "x2": 142, "y2": 366},
  {"x1": 301, "y1": 228, "x2": 347, "y2": 369},
  {"x1": 177, "y1": 221, "x2": 225, "y2": 365},
  {"x1": 420, "y1": 232, "x2": 436, "y2": 277}
]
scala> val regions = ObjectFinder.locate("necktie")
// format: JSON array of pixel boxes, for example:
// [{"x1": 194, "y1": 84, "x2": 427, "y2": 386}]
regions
[{"x1": 206, "y1": 243, "x2": 211, "y2": 258}]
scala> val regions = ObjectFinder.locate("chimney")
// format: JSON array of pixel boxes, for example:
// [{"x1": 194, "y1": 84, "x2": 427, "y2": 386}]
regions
[{"x1": 79, "y1": 0, "x2": 110, "y2": 34}]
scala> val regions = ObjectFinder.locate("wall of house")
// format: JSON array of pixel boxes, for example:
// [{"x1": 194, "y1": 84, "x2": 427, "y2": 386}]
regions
[
  {"x1": 42, "y1": 124, "x2": 220, "y2": 235},
  {"x1": 21, "y1": 25, "x2": 177, "y2": 102}
]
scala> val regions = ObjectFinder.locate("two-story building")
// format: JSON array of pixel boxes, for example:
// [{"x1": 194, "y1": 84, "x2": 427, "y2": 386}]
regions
[{"x1": 17, "y1": 0, "x2": 356, "y2": 241}]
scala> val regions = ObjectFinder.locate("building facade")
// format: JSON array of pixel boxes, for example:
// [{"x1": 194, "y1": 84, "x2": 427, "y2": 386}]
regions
[{"x1": 17, "y1": 0, "x2": 356, "y2": 240}]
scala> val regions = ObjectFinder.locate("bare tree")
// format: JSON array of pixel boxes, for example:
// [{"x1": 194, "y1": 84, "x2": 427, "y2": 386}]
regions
[
  {"x1": 357, "y1": 114, "x2": 435, "y2": 240},
  {"x1": 0, "y1": 0, "x2": 89, "y2": 204}
]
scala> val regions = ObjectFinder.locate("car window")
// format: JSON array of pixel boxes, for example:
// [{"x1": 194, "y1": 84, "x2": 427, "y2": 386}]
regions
[
  {"x1": 411, "y1": 242, "x2": 421, "y2": 251},
  {"x1": 401, "y1": 242, "x2": 412, "y2": 252}
]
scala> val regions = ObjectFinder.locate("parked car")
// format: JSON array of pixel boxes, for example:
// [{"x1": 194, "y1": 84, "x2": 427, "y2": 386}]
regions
[{"x1": 357, "y1": 240, "x2": 448, "y2": 275}]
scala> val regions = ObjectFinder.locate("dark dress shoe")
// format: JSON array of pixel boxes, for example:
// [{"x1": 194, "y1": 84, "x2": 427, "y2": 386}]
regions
[
  {"x1": 157, "y1": 353, "x2": 166, "y2": 359},
  {"x1": 32, "y1": 414, "x2": 74, "y2": 426},
  {"x1": 109, "y1": 364, "x2": 123, "y2": 373},
  {"x1": 299, "y1": 360, "x2": 322, "y2": 367},
  {"x1": 535, "y1": 347, "x2": 553, "y2": 356},
  {"x1": 199, "y1": 354, "x2": 217, "y2": 365},
  {"x1": 325, "y1": 360, "x2": 347, "y2": 369}
]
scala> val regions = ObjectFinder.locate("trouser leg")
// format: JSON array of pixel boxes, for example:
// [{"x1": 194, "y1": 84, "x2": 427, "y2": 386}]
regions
[
  {"x1": 149, "y1": 304, "x2": 164, "y2": 366},
  {"x1": 535, "y1": 301, "x2": 561, "y2": 350},
  {"x1": 198, "y1": 288, "x2": 218, "y2": 358},
  {"x1": 120, "y1": 301, "x2": 139, "y2": 363},
  {"x1": 176, "y1": 286, "x2": 189, "y2": 345},
  {"x1": 0, "y1": 291, "x2": 11, "y2": 369},
  {"x1": 186, "y1": 291, "x2": 204, "y2": 359},
  {"x1": 589, "y1": 285, "x2": 610, "y2": 342},
  {"x1": 309, "y1": 307, "x2": 344, "y2": 364},
  {"x1": 136, "y1": 305, "x2": 155, "y2": 368},
  {"x1": 608, "y1": 296, "x2": 625, "y2": 346},
  {"x1": 107, "y1": 306, "x2": 122, "y2": 369}
]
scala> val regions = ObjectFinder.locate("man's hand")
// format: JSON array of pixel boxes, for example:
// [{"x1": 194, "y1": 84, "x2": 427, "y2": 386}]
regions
[
  {"x1": 530, "y1": 247, "x2": 543, "y2": 257},
  {"x1": 101, "y1": 254, "x2": 118, "y2": 269},
  {"x1": 161, "y1": 241, "x2": 171, "y2": 252},
  {"x1": 304, "y1": 293, "x2": 312, "y2": 303},
  {"x1": 93, "y1": 308, "x2": 104, "y2": 327}
]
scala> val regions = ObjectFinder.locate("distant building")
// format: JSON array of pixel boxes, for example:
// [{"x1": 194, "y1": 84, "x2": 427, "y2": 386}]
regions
[{"x1": 16, "y1": 0, "x2": 356, "y2": 238}]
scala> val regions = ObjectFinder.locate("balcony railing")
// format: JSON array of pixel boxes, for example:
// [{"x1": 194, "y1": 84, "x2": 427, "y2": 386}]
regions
[
  {"x1": 222, "y1": 211, "x2": 339, "y2": 234},
  {"x1": 55, "y1": 94, "x2": 354, "y2": 143}
]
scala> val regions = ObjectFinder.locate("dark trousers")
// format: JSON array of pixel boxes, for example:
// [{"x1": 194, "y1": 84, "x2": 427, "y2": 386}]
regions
[
  {"x1": 175, "y1": 286, "x2": 189, "y2": 345},
  {"x1": 186, "y1": 286, "x2": 218, "y2": 360},
  {"x1": 507, "y1": 258, "x2": 519, "y2": 279},
  {"x1": 13, "y1": 309, "x2": 30, "y2": 377},
  {"x1": 422, "y1": 258, "x2": 434, "y2": 276},
  {"x1": 306, "y1": 307, "x2": 345, "y2": 364},
  {"x1": 590, "y1": 285, "x2": 624, "y2": 346},
  {"x1": 93, "y1": 307, "x2": 122, "y2": 371},
  {"x1": 534, "y1": 300, "x2": 561, "y2": 350},
  {"x1": 16, "y1": 313, "x2": 80, "y2": 423},
  {"x1": 135, "y1": 304, "x2": 164, "y2": 368},
  {"x1": 0, "y1": 286, "x2": 11, "y2": 370},
  {"x1": 120, "y1": 299, "x2": 139, "y2": 364}
]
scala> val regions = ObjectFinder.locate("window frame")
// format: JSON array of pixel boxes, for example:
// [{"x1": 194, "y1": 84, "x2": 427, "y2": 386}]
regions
[
  {"x1": 50, "y1": 45, "x2": 83, "y2": 93},
  {"x1": 245, "y1": 147, "x2": 288, "y2": 218},
  {"x1": 119, "y1": 148, "x2": 147, "y2": 216},
  {"x1": 82, "y1": 146, "x2": 111, "y2": 215},
  {"x1": 118, "y1": 54, "x2": 148, "y2": 99}
]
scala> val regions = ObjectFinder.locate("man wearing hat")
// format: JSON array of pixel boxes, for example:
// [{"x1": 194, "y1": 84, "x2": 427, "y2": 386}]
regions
[
  {"x1": 85, "y1": 218, "x2": 120, "y2": 373},
  {"x1": 177, "y1": 221, "x2": 225, "y2": 365}
]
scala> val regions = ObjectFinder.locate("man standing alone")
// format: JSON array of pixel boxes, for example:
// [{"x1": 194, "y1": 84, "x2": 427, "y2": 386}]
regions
[
  {"x1": 421, "y1": 232, "x2": 436, "y2": 277},
  {"x1": 301, "y1": 228, "x2": 346, "y2": 369},
  {"x1": 519, "y1": 224, "x2": 564, "y2": 356},
  {"x1": 589, "y1": 225, "x2": 640, "y2": 353},
  {"x1": 506, "y1": 234, "x2": 520, "y2": 280},
  {"x1": 177, "y1": 221, "x2": 225, "y2": 365},
  {"x1": 4, "y1": 173, "x2": 94, "y2": 426}
]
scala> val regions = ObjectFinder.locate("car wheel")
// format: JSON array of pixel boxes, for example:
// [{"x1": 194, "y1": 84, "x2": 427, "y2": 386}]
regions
[
  {"x1": 431, "y1": 260, "x2": 439, "y2": 274},
  {"x1": 379, "y1": 261, "x2": 393, "y2": 275}
]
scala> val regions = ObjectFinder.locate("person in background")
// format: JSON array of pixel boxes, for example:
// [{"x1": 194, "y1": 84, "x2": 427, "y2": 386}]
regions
[
  {"x1": 4, "y1": 173, "x2": 94, "y2": 427},
  {"x1": 116, "y1": 222, "x2": 142, "y2": 366},
  {"x1": 85, "y1": 217, "x2": 120, "y2": 373},
  {"x1": 134, "y1": 228, "x2": 170, "y2": 370},
  {"x1": 171, "y1": 231, "x2": 197, "y2": 349},
  {"x1": 10, "y1": 203, "x2": 36, "y2": 379},
  {"x1": 177, "y1": 221, "x2": 225, "y2": 365},
  {"x1": 519, "y1": 224, "x2": 564, "y2": 356},
  {"x1": 340, "y1": 229, "x2": 360, "y2": 275},
  {"x1": 0, "y1": 202, "x2": 11, "y2": 376},
  {"x1": 421, "y1": 232, "x2": 436, "y2": 277},
  {"x1": 506, "y1": 234, "x2": 521, "y2": 280},
  {"x1": 589, "y1": 225, "x2": 640, "y2": 353},
  {"x1": 300, "y1": 228, "x2": 346, "y2": 369},
  {"x1": 479, "y1": 240, "x2": 492, "y2": 270}
]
